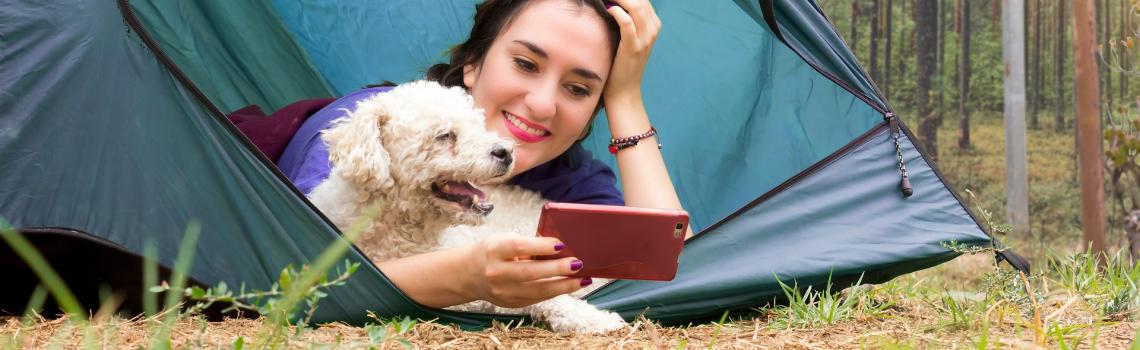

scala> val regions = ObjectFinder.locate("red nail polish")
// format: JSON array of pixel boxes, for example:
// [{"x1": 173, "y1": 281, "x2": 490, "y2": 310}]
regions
[{"x1": 580, "y1": 277, "x2": 593, "y2": 287}]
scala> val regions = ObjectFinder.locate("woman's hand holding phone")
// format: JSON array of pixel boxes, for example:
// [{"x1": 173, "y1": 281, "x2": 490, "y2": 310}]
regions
[{"x1": 462, "y1": 235, "x2": 591, "y2": 308}]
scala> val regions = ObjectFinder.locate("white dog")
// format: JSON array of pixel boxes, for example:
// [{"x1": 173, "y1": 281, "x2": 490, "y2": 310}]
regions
[{"x1": 308, "y1": 81, "x2": 626, "y2": 333}]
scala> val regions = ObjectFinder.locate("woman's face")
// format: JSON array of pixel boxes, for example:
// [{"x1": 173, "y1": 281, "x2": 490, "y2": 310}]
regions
[{"x1": 464, "y1": 0, "x2": 612, "y2": 175}]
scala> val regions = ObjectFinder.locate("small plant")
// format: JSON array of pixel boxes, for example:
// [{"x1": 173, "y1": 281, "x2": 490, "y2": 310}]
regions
[
  {"x1": 936, "y1": 292, "x2": 972, "y2": 330},
  {"x1": 1050, "y1": 249, "x2": 1140, "y2": 320},
  {"x1": 364, "y1": 314, "x2": 417, "y2": 349},
  {"x1": 766, "y1": 273, "x2": 875, "y2": 329},
  {"x1": 151, "y1": 259, "x2": 361, "y2": 327},
  {"x1": 953, "y1": 189, "x2": 1015, "y2": 262}
]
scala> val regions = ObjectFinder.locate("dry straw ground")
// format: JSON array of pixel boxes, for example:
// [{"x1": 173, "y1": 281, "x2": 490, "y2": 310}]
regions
[{"x1": 2, "y1": 255, "x2": 1137, "y2": 349}]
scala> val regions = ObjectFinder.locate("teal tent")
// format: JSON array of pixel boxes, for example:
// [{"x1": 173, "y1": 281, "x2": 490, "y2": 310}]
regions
[{"x1": 0, "y1": 0, "x2": 1026, "y2": 327}]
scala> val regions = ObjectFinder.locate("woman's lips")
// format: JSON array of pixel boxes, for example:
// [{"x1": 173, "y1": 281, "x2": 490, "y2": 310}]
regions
[{"x1": 502, "y1": 111, "x2": 550, "y2": 143}]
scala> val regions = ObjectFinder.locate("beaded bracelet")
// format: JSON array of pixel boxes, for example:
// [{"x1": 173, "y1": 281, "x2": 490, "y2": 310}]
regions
[{"x1": 608, "y1": 126, "x2": 660, "y2": 154}]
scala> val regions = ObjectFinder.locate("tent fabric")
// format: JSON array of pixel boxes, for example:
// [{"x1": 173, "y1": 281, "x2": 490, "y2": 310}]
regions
[
  {"x1": 748, "y1": 0, "x2": 890, "y2": 110},
  {"x1": 588, "y1": 123, "x2": 989, "y2": 323},
  {"x1": 0, "y1": 0, "x2": 1003, "y2": 329},
  {"x1": 265, "y1": 0, "x2": 883, "y2": 232}
]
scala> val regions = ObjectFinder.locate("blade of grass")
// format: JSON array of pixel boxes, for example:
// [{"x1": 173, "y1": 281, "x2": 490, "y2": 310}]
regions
[
  {"x1": 1130, "y1": 324, "x2": 1140, "y2": 350},
  {"x1": 706, "y1": 310, "x2": 729, "y2": 350},
  {"x1": 0, "y1": 219, "x2": 84, "y2": 319},
  {"x1": 149, "y1": 221, "x2": 201, "y2": 350},
  {"x1": 143, "y1": 242, "x2": 159, "y2": 317},
  {"x1": 20, "y1": 284, "x2": 48, "y2": 325}
]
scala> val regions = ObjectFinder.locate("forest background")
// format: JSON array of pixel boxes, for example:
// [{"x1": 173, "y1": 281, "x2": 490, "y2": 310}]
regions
[{"x1": 818, "y1": 0, "x2": 1139, "y2": 261}]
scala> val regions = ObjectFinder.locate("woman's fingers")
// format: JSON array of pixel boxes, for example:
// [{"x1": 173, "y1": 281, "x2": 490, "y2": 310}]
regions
[
  {"x1": 485, "y1": 235, "x2": 564, "y2": 260},
  {"x1": 478, "y1": 254, "x2": 589, "y2": 308},
  {"x1": 606, "y1": 4, "x2": 639, "y2": 45},
  {"x1": 487, "y1": 257, "x2": 583, "y2": 283},
  {"x1": 607, "y1": 0, "x2": 660, "y2": 44}
]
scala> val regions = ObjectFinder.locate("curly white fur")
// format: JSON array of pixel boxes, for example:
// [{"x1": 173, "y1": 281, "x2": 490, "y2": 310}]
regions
[{"x1": 308, "y1": 80, "x2": 626, "y2": 333}]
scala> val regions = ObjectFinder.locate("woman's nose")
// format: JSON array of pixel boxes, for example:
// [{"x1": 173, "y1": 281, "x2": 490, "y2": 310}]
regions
[{"x1": 524, "y1": 84, "x2": 557, "y2": 121}]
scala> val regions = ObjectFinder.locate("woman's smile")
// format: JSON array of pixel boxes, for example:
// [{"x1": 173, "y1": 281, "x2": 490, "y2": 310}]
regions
[{"x1": 502, "y1": 111, "x2": 551, "y2": 143}]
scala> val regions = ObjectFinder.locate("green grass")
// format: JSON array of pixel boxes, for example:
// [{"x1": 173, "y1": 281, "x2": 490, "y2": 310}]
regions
[{"x1": 1050, "y1": 249, "x2": 1140, "y2": 320}]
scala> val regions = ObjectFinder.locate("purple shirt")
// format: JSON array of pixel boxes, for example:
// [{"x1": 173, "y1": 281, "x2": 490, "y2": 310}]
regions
[{"x1": 276, "y1": 87, "x2": 624, "y2": 205}]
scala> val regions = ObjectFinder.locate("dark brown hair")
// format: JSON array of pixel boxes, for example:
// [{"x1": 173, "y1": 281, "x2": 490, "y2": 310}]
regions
[{"x1": 426, "y1": 0, "x2": 621, "y2": 144}]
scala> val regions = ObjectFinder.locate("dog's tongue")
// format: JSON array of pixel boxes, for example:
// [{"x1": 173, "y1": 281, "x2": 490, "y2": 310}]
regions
[
  {"x1": 443, "y1": 181, "x2": 486, "y2": 199},
  {"x1": 443, "y1": 181, "x2": 493, "y2": 214}
]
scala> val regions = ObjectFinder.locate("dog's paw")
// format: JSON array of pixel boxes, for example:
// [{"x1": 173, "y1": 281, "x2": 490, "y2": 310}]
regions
[{"x1": 544, "y1": 308, "x2": 627, "y2": 334}]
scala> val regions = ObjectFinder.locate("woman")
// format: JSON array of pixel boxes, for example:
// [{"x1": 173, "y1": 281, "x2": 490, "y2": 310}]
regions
[{"x1": 282, "y1": 0, "x2": 685, "y2": 309}]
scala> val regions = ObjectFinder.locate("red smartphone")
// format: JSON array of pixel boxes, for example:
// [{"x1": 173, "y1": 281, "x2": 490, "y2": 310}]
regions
[{"x1": 535, "y1": 202, "x2": 688, "y2": 281}]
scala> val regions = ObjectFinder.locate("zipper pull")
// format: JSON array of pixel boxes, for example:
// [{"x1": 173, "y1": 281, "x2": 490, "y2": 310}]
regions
[{"x1": 886, "y1": 112, "x2": 913, "y2": 198}]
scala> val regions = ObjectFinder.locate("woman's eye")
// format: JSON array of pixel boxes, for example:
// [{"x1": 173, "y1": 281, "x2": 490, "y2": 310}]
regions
[
  {"x1": 567, "y1": 85, "x2": 590, "y2": 97},
  {"x1": 513, "y1": 58, "x2": 537, "y2": 72}
]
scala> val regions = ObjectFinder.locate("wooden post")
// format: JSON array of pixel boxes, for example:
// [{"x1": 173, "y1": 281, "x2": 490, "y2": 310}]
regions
[
  {"x1": 1072, "y1": 0, "x2": 1108, "y2": 256},
  {"x1": 1003, "y1": 0, "x2": 1030, "y2": 235}
]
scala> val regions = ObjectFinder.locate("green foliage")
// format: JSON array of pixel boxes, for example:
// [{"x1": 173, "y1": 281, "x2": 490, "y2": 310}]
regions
[
  {"x1": 1132, "y1": 324, "x2": 1140, "y2": 350},
  {"x1": 1103, "y1": 103, "x2": 1140, "y2": 248},
  {"x1": 766, "y1": 273, "x2": 885, "y2": 329},
  {"x1": 150, "y1": 260, "x2": 360, "y2": 327},
  {"x1": 364, "y1": 315, "x2": 416, "y2": 349},
  {"x1": 1049, "y1": 249, "x2": 1140, "y2": 320}
]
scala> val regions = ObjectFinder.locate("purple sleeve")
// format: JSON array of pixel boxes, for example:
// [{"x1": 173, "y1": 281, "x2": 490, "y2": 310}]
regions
[
  {"x1": 508, "y1": 144, "x2": 624, "y2": 205},
  {"x1": 276, "y1": 87, "x2": 392, "y2": 195}
]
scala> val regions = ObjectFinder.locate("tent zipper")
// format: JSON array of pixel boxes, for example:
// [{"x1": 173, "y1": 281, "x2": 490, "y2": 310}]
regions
[{"x1": 886, "y1": 112, "x2": 913, "y2": 198}]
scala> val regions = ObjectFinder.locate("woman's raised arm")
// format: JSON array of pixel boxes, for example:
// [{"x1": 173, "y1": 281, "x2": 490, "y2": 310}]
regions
[{"x1": 602, "y1": 0, "x2": 690, "y2": 238}]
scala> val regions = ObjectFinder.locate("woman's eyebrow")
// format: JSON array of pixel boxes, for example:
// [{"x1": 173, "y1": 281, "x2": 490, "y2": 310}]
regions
[{"x1": 513, "y1": 40, "x2": 603, "y2": 82}]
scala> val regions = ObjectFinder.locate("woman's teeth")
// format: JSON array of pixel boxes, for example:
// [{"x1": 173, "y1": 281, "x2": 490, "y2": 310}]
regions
[{"x1": 505, "y1": 113, "x2": 547, "y2": 137}]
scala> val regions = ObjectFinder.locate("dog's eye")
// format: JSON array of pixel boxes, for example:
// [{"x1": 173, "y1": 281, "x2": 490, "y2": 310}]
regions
[{"x1": 435, "y1": 131, "x2": 457, "y2": 142}]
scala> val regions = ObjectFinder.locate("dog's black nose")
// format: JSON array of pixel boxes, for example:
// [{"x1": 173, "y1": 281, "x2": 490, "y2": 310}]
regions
[{"x1": 491, "y1": 146, "x2": 512, "y2": 166}]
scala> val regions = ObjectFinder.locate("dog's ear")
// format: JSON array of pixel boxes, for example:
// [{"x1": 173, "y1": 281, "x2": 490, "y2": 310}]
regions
[{"x1": 322, "y1": 104, "x2": 394, "y2": 191}]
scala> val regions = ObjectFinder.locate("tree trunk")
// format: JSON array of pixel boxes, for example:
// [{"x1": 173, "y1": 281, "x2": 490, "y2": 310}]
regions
[
  {"x1": 1029, "y1": 0, "x2": 1041, "y2": 129},
  {"x1": 1098, "y1": 0, "x2": 1106, "y2": 116},
  {"x1": 916, "y1": 0, "x2": 939, "y2": 162},
  {"x1": 958, "y1": 0, "x2": 971, "y2": 149},
  {"x1": 885, "y1": 0, "x2": 894, "y2": 99},
  {"x1": 1120, "y1": 0, "x2": 1128, "y2": 103},
  {"x1": 870, "y1": 0, "x2": 881, "y2": 84},
  {"x1": 1106, "y1": 0, "x2": 1113, "y2": 109},
  {"x1": 1073, "y1": 0, "x2": 1108, "y2": 259},
  {"x1": 1004, "y1": 0, "x2": 1031, "y2": 235},
  {"x1": 1055, "y1": 0, "x2": 1066, "y2": 131},
  {"x1": 993, "y1": 0, "x2": 1001, "y2": 28},
  {"x1": 1044, "y1": 0, "x2": 1048, "y2": 130},
  {"x1": 937, "y1": 0, "x2": 945, "y2": 115}
]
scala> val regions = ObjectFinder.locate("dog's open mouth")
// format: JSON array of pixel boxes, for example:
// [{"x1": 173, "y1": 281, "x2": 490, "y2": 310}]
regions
[{"x1": 431, "y1": 180, "x2": 493, "y2": 215}]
